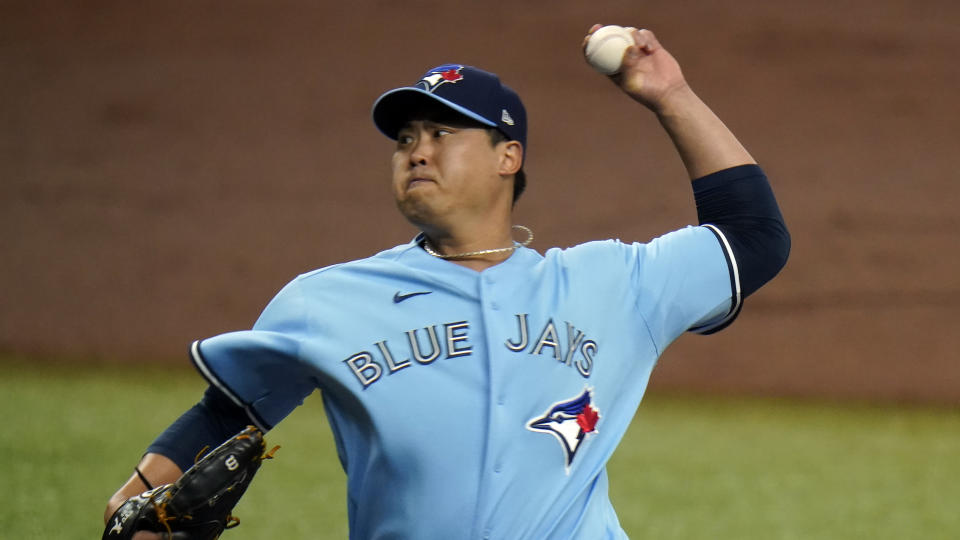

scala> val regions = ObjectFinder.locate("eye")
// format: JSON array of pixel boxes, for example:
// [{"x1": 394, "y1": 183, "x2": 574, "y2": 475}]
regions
[
  {"x1": 433, "y1": 127, "x2": 453, "y2": 138},
  {"x1": 397, "y1": 134, "x2": 414, "y2": 147}
]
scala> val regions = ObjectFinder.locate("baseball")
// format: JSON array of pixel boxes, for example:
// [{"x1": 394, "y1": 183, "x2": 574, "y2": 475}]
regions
[{"x1": 585, "y1": 25, "x2": 636, "y2": 75}]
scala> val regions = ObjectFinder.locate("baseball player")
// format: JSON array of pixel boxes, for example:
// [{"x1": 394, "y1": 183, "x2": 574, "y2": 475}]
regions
[{"x1": 105, "y1": 26, "x2": 789, "y2": 539}]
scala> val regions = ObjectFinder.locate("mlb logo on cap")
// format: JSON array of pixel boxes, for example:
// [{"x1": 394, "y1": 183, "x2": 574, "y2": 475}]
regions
[{"x1": 372, "y1": 64, "x2": 527, "y2": 149}]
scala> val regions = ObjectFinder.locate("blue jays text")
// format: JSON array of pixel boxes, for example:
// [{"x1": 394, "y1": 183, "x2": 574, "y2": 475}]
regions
[{"x1": 344, "y1": 313, "x2": 599, "y2": 388}]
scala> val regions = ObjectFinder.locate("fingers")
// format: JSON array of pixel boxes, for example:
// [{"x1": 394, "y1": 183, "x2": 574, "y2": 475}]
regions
[
  {"x1": 618, "y1": 28, "x2": 664, "y2": 75},
  {"x1": 631, "y1": 28, "x2": 661, "y2": 54},
  {"x1": 582, "y1": 24, "x2": 660, "y2": 57},
  {"x1": 581, "y1": 24, "x2": 604, "y2": 51}
]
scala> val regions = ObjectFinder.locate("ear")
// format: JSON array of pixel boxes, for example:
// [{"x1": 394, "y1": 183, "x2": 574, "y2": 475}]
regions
[{"x1": 497, "y1": 141, "x2": 523, "y2": 176}]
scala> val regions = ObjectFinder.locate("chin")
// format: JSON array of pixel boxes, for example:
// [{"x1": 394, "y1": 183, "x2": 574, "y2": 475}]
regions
[{"x1": 395, "y1": 198, "x2": 435, "y2": 229}]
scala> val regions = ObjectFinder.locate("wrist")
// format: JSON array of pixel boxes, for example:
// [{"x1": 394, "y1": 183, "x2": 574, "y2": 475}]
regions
[{"x1": 650, "y1": 83, "x2": 699, "y2": 118}]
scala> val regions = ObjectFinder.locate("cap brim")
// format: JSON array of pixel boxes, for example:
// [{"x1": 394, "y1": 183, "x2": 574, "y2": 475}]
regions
[{"x1": 372, "y1": 87, "x2": 497, "y2": 140}]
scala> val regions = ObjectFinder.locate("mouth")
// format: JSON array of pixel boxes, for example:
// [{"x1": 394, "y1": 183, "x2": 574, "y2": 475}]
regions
[{"x1": 406, "y1": 177, "x2": 436, "y2": 190}]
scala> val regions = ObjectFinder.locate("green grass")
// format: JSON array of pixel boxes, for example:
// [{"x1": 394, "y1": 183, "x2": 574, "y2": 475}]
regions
[
  {"x1": 1, "y1": 359, "x2": 957, "y2": 539},
  {"x1": 609, "y1": 396, "x2": 960, "y2": 539}
]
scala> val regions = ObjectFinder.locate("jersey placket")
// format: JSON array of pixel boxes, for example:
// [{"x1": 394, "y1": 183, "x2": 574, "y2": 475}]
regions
[{"x1": 471, "y1": 270, "x2": 511, "y2": 540}]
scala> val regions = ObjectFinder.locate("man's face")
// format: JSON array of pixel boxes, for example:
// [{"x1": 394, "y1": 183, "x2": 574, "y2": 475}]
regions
[{"x1": 391, "y1": 114, "x2": 514, "y2": 231}]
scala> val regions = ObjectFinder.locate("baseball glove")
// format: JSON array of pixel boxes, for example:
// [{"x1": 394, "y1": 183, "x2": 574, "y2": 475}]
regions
[{"x1": 103, "y1": 426, "x2": 278, "y2": 540}]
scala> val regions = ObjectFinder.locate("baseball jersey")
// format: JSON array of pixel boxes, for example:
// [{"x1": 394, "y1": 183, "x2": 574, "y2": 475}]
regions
[{"x1": 191, "y1": 224, "x2": 738, "y2": 539}]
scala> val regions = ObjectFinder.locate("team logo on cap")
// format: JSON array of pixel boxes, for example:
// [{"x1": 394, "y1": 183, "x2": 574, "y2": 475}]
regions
[
  {"x1": 527, "y1": 387, "x2": 601, "y2": 473},
  {"x1": 416, "y1": 64, "x2": 464, "y2": 93}
]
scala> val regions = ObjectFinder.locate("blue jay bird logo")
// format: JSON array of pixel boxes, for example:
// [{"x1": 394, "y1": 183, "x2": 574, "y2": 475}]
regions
[
  {"x1": 416, "y1": 64, "x2": 464, "y2": 93},
  {"x1": 526, "y1": 387, "x2": 601, "y2": 472}
]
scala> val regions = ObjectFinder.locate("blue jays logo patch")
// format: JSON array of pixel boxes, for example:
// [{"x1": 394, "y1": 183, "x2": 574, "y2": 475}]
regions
[
  {"x1": 416, "y1": 64, "x2": 465, "y2": 93},
  {"x1": 526, "y1": 387, "x2": 601, "y2": 473}
]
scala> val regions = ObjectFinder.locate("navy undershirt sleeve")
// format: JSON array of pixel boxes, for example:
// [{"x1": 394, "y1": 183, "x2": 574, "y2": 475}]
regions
[
  {"x1": 693, "y1": 164, "x2": 790, "y2": 299},
  {"x1": 145, "y1": 385, "x2": 252, "y2": 472}
]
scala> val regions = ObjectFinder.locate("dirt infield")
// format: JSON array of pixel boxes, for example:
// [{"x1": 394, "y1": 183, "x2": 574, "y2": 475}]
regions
[{"x1": 2, "y1": 1, "x2": 958, "y2": 403}]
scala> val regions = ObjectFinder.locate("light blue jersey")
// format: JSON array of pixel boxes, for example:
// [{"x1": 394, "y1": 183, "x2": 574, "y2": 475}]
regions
[{"x1": 191, "y1": 224, "x2": 738, "y2": 539}]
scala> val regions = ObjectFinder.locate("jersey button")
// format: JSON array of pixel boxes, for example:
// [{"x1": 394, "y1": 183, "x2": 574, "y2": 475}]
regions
[{"x1": 490, "y1": 301, "x2": 500, "y2": 311}]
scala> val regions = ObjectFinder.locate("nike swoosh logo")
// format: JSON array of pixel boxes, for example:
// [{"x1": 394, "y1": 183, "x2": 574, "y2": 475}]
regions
[{"x1": 393, "y1": 291, "x2": 433, "y2": 303}]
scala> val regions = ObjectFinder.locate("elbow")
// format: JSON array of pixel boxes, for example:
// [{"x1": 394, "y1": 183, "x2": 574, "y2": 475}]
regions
[
  {"x1": 770, "y1": 220, "x2": 791, "y2": 278},
  {"x1": 733, "y1": 218, "x2": 791, "y2": 298}
]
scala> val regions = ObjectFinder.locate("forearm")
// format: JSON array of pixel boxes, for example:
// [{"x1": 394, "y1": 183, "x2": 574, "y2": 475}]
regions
[
  {"x1": 104, "y1": 453, "x2": 182, "y2": 523},
  {"x1": 588, "y1": 27, "x2": 755, "y2": 180},
  {"x1": 103, "y1": 385, "x2": 251, "y2": 523},
  {"x1": 654, "y1": 84, "x2": 755, "y2": 180}
]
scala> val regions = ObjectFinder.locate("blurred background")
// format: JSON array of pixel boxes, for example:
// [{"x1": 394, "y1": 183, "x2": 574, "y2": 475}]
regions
[
  {"x1": 2, "y1": 0, "x2": 958, "y2": 404},
  {"x1": 3, "y1": 2, "x2": 959, "y2": 538}
]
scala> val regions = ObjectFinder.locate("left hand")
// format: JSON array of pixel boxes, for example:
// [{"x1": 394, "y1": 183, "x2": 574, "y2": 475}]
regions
[{"x1": 583, "y1": 25, "x2": 689, "y2": 113}]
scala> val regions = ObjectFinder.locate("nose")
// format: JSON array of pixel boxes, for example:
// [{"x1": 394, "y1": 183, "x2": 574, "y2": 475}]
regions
[{"x1": 408, "y1": 133, "x2": 432, "y2": 167}]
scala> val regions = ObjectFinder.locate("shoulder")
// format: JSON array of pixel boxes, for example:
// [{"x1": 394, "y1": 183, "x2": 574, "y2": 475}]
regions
[
  {"x1": 541, "y1": 238, "x2": 641, "y2": 267},
  {"x1": 256, "y1": 241, "x2": 421, "y2": 320},
  {"x1": 290, "y1": 240, "x2": 423, "y2": 284},
  {"x1": 539, "y1": 227, "x2": 722, "y2": 271},
  {"x1": 548, "y1": 238, "x2": 631, "y2": 257},
  {"x1": 525, "y1": 240, "x2": 638, "y2": 285}
]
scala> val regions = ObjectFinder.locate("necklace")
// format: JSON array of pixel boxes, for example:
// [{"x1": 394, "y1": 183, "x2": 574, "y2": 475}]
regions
[{"x1": 422, "y1": 225, "x2": 534, "y2": 260}]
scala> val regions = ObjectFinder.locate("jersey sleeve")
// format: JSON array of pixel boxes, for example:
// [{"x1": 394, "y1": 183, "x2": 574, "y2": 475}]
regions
[
  {"x1": 622, "y1": 225, "x2": 739, "y2": 349},
  {"x1": 190, "y1": 278, "x2": 318, "y2": 431}
]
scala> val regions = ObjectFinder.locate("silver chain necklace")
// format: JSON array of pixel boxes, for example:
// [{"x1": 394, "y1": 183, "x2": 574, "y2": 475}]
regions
[{"x1": 422, "y1": 225, "x2": 534, "y2": 260}]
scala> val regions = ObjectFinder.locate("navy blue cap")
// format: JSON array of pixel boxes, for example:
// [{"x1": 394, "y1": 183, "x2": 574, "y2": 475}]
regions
[{"x1": 372, "y1": 64, "x2": 527, "y2": 148}]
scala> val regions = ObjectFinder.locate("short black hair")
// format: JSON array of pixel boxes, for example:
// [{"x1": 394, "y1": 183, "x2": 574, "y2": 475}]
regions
[{"x1": 487, "y1": 128, "x2": 526, "y2": 203}]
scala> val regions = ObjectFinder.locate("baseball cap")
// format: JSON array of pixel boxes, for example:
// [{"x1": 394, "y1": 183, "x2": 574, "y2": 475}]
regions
[{"x1": 372, "y1": 64, "x2": 527, "y2": 148}]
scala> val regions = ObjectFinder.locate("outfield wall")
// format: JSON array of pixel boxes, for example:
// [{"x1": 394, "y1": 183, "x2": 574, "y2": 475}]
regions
[{"x1": 2, "y1": 1, "x2": 958, "y2": 403}]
